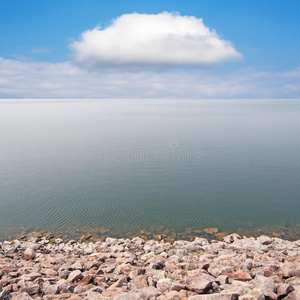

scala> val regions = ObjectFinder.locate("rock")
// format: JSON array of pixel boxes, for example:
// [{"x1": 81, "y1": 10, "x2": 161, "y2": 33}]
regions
[
  {"x1": 176, "y1": 249, "x2": 188, "y2": 259},
  {"x1": 188, "y1": 294, "x2": 239, "y2": 300},
  {"x1": 59, "y1": 270, "x2": 70, "y2": 279},
  {"x1": 185, "y1": 276, "x2": 212, "y2": 294},
  {"x1": 286, "y1": 276, "x2": 300, "y2": 286},
  {"x1": 165, "y1": 291, "x2": 187, "y2": 300},
  {"x1": 171, "y1": 282, "x2": 185, "y2": 291},
  {"x1": 114, "y1": 286, "x2": 160, "y2": 300},
  {"x1": 239, "y1": 288, "x2": 265, "y2": 300},
  {"x1": 23, "y1": 248, "x2": 35, "y2": 260},
  {"x1": 223, "y1": 234, "x2": 241, "y2": 244},
  {"x1": 44, "y1": 284, "x2": 59, "y2": 295},
  {"x1": 43, "y1": 293, "x2": 74, "y2": 300},
  {"x1": 153, "y1": 261, "x2": 165, "y2": 270},
  {"x1": 285, "y1": 286, "x2": 300, "y2": 300},
  {"x1": 258, "y1": 235, "x2": 273, "y2": 245},
  {"x1": 44, "y1": 269, "x2": 58, "y2": 277},
  {"x1": 225, "y1": 272, "x2": 252, "y2": 282},
  {"x1": 20, "y1": 284, "x2": 40, "y2": 295},
  {"x1": 282, "y1": 266, "x2": 296, "y2": 278},
  {"x1": 102, "y1": 290, "x2": 126, "y2": 298},
  {"x1": 132, "y1": 275, "x2": 148, "y2": 288},
  {"x1": 70, "y1": 261, "x2": 82, "y2": 270},
  {"x1": 10, "y1": 292, "x2": 32, "y2": 300},
  {"x1": 277, "y1": 283, "x2": 294, "y2": 297},
  {"x1": 78, "y1": 274, "x2": 94, "y2": 286},
  {"x1": 193, "y1": 237, "x2": 209, "y2": 246},
  {"x1": 27, "y1": 272, "x2": 42, "y2": 280},
  {"x1": 85, "y1": 291, "x2": 107, "y2": 299},
  {"x1": 216, "y1": 275, "x2": 229, "y2": 285},
  {"x1": 157, "y1": 278, "x2": 172, "y2": 293},
  {"x1": 108, "y1": 276, "x2": 127, "y2": 289},
  {"x1": 67, "y1": 270, "x2": 83, "y2": 282}
]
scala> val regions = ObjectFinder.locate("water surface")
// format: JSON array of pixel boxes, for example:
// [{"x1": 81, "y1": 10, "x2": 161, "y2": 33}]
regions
[{"x1": 0, "y1": 99, "x2": 300, "y2": 240}]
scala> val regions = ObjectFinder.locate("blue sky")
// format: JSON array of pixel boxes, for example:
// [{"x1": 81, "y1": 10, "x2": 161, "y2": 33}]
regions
[{"x1": 0, "y1": 0, "x2": 299, "y2": 98}]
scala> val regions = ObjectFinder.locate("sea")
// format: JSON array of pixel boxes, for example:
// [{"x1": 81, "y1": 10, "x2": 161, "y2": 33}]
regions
[{"x1": 0, "y1": 99, "x2": 300, "y2": 241}]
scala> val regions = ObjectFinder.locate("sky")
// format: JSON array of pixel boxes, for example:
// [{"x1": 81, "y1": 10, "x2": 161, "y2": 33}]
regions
[{"x1": 0, "y1": 0, "x2": 299, "y2": 99}]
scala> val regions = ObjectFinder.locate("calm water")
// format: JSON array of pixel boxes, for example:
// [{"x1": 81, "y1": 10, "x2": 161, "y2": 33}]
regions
[{"x1": 0, "y1": 99, "x2": 300, "y2": 240}]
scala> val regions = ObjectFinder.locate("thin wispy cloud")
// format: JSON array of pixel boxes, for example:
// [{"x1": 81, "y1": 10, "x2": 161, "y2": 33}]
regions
[
  {"x1": 71, "y1": 12, "x2": 242, "y2": 70},
  {"x1": 0, "y1": 57, "x2": 299, "y2": 99}
]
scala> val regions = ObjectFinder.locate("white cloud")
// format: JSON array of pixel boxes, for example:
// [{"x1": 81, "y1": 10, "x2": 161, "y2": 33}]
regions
[
  {"x1": 0, "y1": 57, "x2": 299, "y2": 99},
  {"x1": 70, "y1": 12, "x2": 242, "y2": 69}
]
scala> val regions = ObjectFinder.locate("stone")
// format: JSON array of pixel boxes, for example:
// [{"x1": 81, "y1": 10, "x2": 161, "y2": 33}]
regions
[
  {"x1": 85, "y1": 291, "x2": 107, "y2": 299},
  {"x1": 108, "y1": 276, "x2": 127, "y2": 289},
  {"x1": 277, "y1": 283, "x2": 294, "y2": 297},
  {"x1": 165, "y1": 291, "x2": 187, "y2": 300},
  {"x1": 171, "y1": 282, "x2": 185, "y2": 292},
  {"x1": 43, "y1": 293, "x2": 74, "y2": 300},
  {"x1": 10, "y1": 292, "x2": 32, "y2": 300},
  {"x1": 153, "y1": 261, "x2": 165, "y2": 270},
  {"x1": 20, "y1": 284, "x2": 40, "y2": 295},
  {"x1": 216, "y1": 275, "x2": 229, "y2": 285},
  {"x1": 70, "y1": 261, "x2": 82, "y2": 270},
  {"x1": 258, "y1": 235, "x2": 273, "y2": 245},
  {"x1": 282, "y1": 266, "x2": 296, "y2": 278},
  {"x1": 132, "y1": 275, "x2": 148, "y2": 288},
  {"x1": 286, "y1": 276, "x2": 300, "y2": 286},
  {"x1": 78, "y1": 274, "x2": 94, "y2": 286},
  {"x1": 27, "y1": 272, "x2": 42, "y2": 280},
  {"x1": 285, "y1": 286, "x2": 300, "y2": 300},
  {"x1": 59, "y1": 270, "x2": 70, "y2": 279},
  {"x1": 67, "y1": 270, "x2": 83, "y2": 283},
  {"x1": 239, "y1": 289, "x2": 265, "y2": 300},
  {"x1": 185, "y1": 276, "x2": 212, "y2": 294},
  {"x1": 44, "y1": 284, "x2": 59, "y2": 295},
  {"x1": 102, "y1": 290, "x2": 125, "y2": 298},
  {"x1": 114, "y1": 286, "x2": 160, "y2": 300},
  {"x1": 157, "y1": 278, "x2": 172, "y2": 293},
  {"x1": 188, "y1": 294, "x2": 239, "y2": 300},
  {"x1": 44, "y1": 269, "x2": 58, "y2": 277},
  {"x1": 225, "y1": 272, "x2": 252, "y2": 282},
  {"x1": 23, "y1": 248, "x2": 35, "y2": 260}
]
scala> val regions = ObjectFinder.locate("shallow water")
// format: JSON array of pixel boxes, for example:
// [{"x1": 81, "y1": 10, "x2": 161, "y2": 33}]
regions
[{"x1": 0, "y1": 99, "x2": 300, "y2": 240}]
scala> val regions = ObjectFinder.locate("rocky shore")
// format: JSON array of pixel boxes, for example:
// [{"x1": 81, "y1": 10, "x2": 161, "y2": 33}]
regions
[{"x1": 1, "y1": 234, "x2": 300, "y2": 299}]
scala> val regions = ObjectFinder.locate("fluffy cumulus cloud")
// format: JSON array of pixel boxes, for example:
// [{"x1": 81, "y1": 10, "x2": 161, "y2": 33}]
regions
[
  {"x1": 70, "y1": 12, "x2": 242, "y2": 69},
  {"x1": 0, "y1": 57, "x2": 299, "y2": 99}
]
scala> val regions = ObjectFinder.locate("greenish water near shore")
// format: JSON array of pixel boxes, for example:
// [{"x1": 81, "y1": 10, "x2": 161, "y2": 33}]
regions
[{"x1": 1, "y1": 99, "x2": 300, "y2": 241}]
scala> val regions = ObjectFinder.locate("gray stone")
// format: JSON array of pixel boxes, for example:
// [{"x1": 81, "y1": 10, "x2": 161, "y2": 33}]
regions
[
  {"x1": 44, "y1": 284, "x2": 59, "y2": 295},
  {"x1": 285, "y1": 286, "x2": 300, "y2": 300},
  {"x1": 277, "y1": 283, "x2": 294, "y2": 297},
  {"x1": 115, "y1": 286, "x2": 160, "y2": 300},
  {"x1": 185, "y1": 276, "x2": 212, "y2": 294},
  {"x1": 157, "y1": 278, "x2": 172, "y2": 293},
  {"x1": 71, "y1": 261, "x2": 83, "y2": 270},
  {"x1": 257, "y1": 235, "x2": 272, "y2": 245},
  {"x1": 67, "y1": 270, "x2": 83, "y2": 282},
  {"x1": 21, "y1": 284, "x2": 40, "y2": 295},
  {"x1": 189, "y1": 294, "x2": 239, "y2": 300},
  {"x1": 282, "y1": 266, "x2": 296, "y2": 278},
  {"x1": 286, "y1": 276, "x2": 300, "y2": 286}
]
